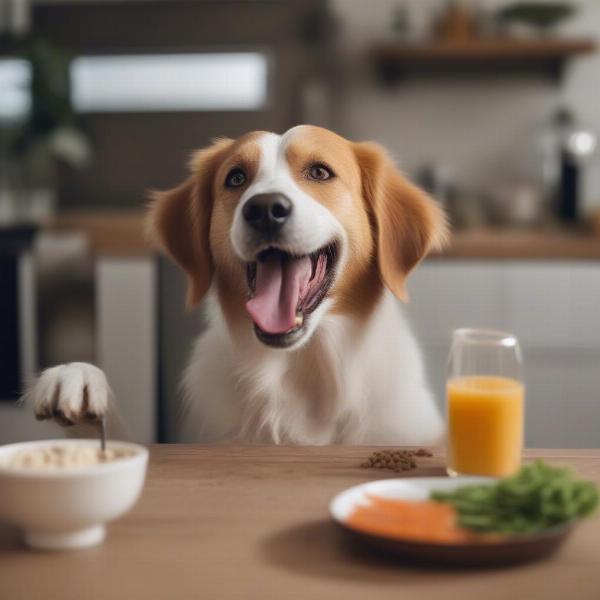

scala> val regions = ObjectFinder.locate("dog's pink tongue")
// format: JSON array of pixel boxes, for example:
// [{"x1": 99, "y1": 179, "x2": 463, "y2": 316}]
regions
[{"x1": 246, "y1": 254, "x2": 311, "y2": 335}]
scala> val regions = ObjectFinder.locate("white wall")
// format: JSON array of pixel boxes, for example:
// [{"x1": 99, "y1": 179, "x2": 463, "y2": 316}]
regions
[{"x1": 330, "y1": 0, "x2": 600, "y2": 212}]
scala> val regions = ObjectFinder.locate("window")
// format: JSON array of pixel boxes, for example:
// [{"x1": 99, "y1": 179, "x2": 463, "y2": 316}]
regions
[
  {"x1": 71, "y1": 52, "x2": 268, "y2": 113},
  {"x1": 0, "y1": 58, "x2": 30, "y2": 120}
]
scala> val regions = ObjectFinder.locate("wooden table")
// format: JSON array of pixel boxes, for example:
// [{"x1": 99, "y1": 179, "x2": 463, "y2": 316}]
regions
[{"x1": 1, "y1": 446, "x2": 599, "y2": 600}]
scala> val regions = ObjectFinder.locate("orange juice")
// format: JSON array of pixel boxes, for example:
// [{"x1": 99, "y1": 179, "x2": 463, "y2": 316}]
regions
[{"x1": 447, "y1": 376, "x2": 524, "y2": 477}]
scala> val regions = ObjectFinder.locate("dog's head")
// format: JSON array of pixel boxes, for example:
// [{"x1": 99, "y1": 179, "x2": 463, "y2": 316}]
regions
[{"x1": 149, "y1": 125, "x2": 447, "y2": 349}]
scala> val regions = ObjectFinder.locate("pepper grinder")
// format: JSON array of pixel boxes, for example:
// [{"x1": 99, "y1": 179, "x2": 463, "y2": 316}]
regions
[{"x1": 543, "y1": 108, "x2": 598, "y2": 223}]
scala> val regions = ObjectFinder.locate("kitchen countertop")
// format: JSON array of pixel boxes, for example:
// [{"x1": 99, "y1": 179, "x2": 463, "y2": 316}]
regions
[
  {"x1": 431, "y1": 226, "x2": 600, "y2": 260},
  {"x1": 43, "y1": 209, "x2": 600, "y2": 260},
  {"x1": 44, "y1": 210, "x2": 152, "y2": 257},
  {"x1": 1, "y1": 445, "x2": 599, "y2": 600}
]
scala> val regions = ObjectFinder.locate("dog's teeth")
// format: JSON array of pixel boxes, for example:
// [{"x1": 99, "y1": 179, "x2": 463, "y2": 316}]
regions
[
  {"x1": 294, "y1": 314, "x2": 304, "y2": 328},
  {"x1": 310, "y1": 253, "x2": 319, "y2": 280}
]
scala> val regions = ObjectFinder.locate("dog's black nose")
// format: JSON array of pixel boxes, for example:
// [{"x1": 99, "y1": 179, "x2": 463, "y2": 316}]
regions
[{"x1": 242, "y1": 193, "x2": 292, "y2": 237}]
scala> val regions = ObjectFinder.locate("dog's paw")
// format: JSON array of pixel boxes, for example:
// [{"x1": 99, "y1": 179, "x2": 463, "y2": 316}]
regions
[{"x1": 27, "y1": 363, "x2": 112, "y2": 426}]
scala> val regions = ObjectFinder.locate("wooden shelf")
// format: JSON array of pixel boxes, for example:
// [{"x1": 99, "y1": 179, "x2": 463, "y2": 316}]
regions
[
  {"x1": 371, "y1": 37, "x2": 596, "y2": 84},
  {"x1": 430, "y1": 227, "x2": 600, "y2": 260}
]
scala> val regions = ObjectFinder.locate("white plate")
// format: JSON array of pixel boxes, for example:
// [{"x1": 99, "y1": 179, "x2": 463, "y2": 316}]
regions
[
  {"x1": 329, "y1": 476, "x2": 573, "y2": 566},
  {"x1": 330, "y1": 476, "x2": 494, "y2": 524}
]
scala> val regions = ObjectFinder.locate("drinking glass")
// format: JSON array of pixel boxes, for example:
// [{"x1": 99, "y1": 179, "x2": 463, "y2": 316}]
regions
[{"x1": 446, "y1": 328, "x2": 524, "y2": 477}]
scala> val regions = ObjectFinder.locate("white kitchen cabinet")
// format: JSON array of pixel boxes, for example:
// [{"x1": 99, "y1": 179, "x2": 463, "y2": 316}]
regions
[
  {"x1": 524, "y1": 349, "x2": 600, "y2": 448},
  {"x1": 504, "y1": 264, "x2": 573, "y2": 347},
  {"x1": 405, "y1": 260, "x2": 600, "y2": 448},
  {"x1": 97, "y1": 257, "x2": 157, "y2": 443},
  {"x1": 405, "y1": 262, "x2": 504, "y2": 345},
  {"x1": 569, "y1": 266, "x2": 600, "y2": 348},
  {"x1": 504, "y1": 264, "x2": 600, "y2": 349}
]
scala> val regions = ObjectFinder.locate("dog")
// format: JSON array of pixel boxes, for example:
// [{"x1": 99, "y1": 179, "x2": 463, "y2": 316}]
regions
[{"x1": 28, "y1": 125, "x2": 447, "y2": 445}]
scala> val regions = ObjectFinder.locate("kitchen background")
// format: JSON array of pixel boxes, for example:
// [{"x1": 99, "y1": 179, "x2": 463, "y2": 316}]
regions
[{"x1": 1, "y1": 0, "x2": 599, "y2": 446}]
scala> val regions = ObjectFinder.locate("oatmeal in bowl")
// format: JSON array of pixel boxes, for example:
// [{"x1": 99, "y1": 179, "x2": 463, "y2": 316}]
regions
[
  {"x1": 0, "y1": 439, "x2": 148, "y2": 550},
  {"x1": 3, "y1": 445, "x2": 136, "y2": 469}
]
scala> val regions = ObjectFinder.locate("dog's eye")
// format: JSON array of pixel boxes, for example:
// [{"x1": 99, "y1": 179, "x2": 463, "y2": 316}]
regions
[
  {"x1": 225, "y1": 168, "x2": 247, "y2": 188},
  {"x1": 308, "y1": 163, "x2": 334, "y2": 181}
]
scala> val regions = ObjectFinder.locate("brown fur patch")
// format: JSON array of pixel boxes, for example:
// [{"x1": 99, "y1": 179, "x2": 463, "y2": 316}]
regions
[
  {"x1": 353, "y1": 141, "x2": 448, "y2": 301},
  {"x1": 148, "y1": 138, "x2": 234, "y2": 306}
]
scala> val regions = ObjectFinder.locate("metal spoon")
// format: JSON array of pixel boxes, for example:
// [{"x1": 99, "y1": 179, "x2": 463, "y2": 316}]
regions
[{"x1": 100, "y1": 416, "x2": 107, "y2": 452}]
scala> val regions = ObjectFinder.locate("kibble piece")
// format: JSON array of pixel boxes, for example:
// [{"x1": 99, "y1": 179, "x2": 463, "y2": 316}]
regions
[{"x1": 360, "y1": 448, "x2": 433, "y2": 474}]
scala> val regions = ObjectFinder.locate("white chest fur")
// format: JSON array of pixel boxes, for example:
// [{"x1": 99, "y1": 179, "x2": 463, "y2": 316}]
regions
[{"x1": 181, "y1": 291, "x2": 444, "y2": 446}]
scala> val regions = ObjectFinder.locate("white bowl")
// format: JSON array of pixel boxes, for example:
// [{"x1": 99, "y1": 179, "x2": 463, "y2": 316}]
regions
[{"x1": 0, "y1": 439, "x2": 148, "y2": 550}]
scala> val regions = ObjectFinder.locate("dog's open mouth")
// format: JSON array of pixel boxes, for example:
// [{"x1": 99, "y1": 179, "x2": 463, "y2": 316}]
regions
[{"x1": 245, "y1": 243, "x2": 338, "y2": 346}]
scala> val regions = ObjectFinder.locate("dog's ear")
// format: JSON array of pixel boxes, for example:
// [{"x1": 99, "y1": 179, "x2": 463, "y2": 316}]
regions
[
  {"x1": 148, "y1": 138, "x2": 233, "y2": 307},
  {"x1": 354, "y1": 142, "x2": 448, "y2": 301}
]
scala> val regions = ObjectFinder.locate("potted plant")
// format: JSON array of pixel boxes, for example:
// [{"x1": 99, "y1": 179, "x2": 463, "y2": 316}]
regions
[
  {"x1": 1, "y1": 35, "x2": 92, "y2": 223},
  {"x1": 496, "y1": 2, "x2": 576, "y2": 36}
]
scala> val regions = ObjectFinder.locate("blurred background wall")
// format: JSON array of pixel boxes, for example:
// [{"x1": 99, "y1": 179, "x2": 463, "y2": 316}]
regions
[
  {"x1": 29, "y1": 0, "x2": 326, "y2": 207},
  {"x1": 332, "y1": 0, "x2": 600, "y2": 210},
  {"x1": 1, "y1": 0, "x2": 599, "y2": 447}
]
